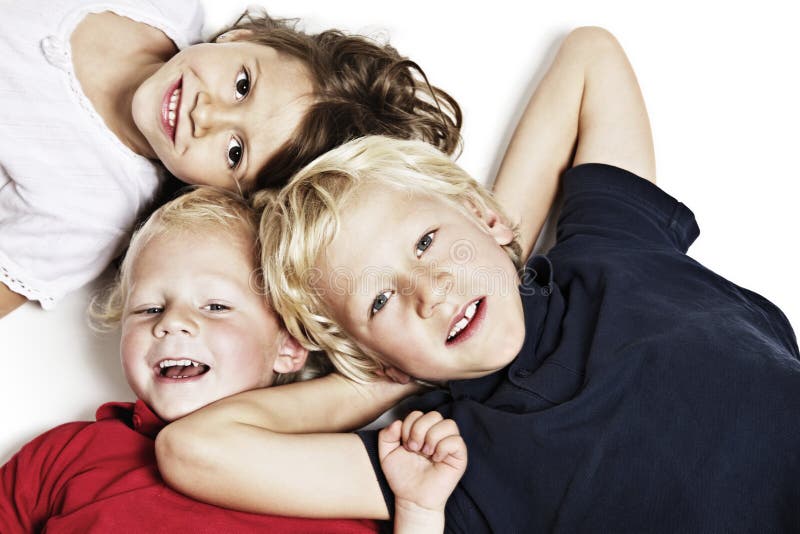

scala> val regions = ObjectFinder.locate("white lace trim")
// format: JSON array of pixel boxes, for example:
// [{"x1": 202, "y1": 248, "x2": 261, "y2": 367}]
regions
[{"x1": 1, "y1": 263, "x2": 57, "y2": 310}]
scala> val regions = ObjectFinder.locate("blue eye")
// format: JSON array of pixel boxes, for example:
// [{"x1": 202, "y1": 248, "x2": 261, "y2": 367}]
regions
[
  {"x1": 371, "y1": 290, "x2": 393, "y2": 316},
  {"x1": 205, "y1": 303, "x2": 230, "y2": 312},
  {"x1": 415, "y1": 231, "x2": 436, "y2": 258},
  {"x1": 136, "y1": 306, "x2": 163, "y2": 315},
  {"x1": 234, "y1": 68, "x2": 250, "y2": 100}
]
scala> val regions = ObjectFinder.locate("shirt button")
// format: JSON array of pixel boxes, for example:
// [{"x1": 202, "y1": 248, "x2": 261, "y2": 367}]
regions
[
  {"x1": 515, "y1": 369, "x2": 532, "y2": 378},
  {"x1": 132, "y1": 414, "x2": 142, "y2": 429}
]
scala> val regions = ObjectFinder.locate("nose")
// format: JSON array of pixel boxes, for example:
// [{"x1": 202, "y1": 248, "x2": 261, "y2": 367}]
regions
[
  {"x1": 153, "y1": 306, "x2": 197, "y2": 338},
  {"x1": 191, "y1": 91, "x2": 237, "y2": 137},
  {"x1": 413, "y1": 268, "x2": 453, "y2": 319}
]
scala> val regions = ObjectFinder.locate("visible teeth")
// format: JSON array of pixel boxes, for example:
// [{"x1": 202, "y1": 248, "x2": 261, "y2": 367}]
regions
[
  {"x1": 168, "y1": 89, "x2": 181, "y2": 109},
  {"x1": 447, "y1": 300, "x2": 480, "y2": 341},
  {"x1": 464, "y1": 301, "x2": 478, "y2": 319},
  {"x1": 167, "y1": 88, "x2": 180, "y2": 128},
  {"x1": 159, "y1": 358, "x2": 198, "y2": 369}
]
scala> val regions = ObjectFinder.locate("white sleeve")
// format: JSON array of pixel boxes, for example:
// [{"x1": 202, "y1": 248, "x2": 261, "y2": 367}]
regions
[{"x1": 0, "y1": 188, "x2": 129, "y2": 309}]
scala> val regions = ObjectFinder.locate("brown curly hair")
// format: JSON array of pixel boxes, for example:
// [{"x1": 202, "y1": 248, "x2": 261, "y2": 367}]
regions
[{"x1": 212, "y1": 10, "x2": 463, "y2": 189}]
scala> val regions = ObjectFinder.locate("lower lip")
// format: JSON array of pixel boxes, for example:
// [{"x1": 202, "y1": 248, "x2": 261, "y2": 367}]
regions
[
  {"x1": 160, "y1": 77, "x2": 182, "y2": 144},
  {"x1": 446, "y1": 298, "x2": 486, "y2": 347}
]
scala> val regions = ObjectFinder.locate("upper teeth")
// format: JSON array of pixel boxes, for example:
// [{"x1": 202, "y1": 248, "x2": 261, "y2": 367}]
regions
[
  {"x1": 168, "y1": 88, "x2": 181, "y2": 127},
  {"x1": 448, "y1": 300, "x2": 479, "y2": 341},
  {"x1": 159, "y1": 358, "x2": 198, "y2": 369}
]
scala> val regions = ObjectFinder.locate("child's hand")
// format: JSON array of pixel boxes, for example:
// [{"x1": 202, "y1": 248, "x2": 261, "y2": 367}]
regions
[{"x1": 378, "y1": 410, "x2": 467, "y2": 515}]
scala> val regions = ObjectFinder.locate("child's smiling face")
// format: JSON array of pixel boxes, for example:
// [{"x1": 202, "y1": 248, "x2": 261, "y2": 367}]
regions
[
  {"x1": 120, "y1": 227, "x2": 291, "y2": 421},
  {"x1": 132, "y1": 39, "x2": 314, "y2": 191},
  {"x1": 316, "y1": 183, "x2": 527, "y2": 382}
]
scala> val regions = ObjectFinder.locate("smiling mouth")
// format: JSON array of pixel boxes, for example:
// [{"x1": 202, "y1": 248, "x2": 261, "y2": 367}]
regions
[
  {"x1": 161, "y1": 77, "x2": 182, "y2": 143},
  {"x1": 446, "y1": 298, "x2": 484, "y2": 344},
  {"x1": 156, "y1": 358, "x2": 209, "y2": 379}
]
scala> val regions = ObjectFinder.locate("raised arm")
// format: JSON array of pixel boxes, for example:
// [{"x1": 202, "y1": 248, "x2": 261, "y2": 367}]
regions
[
  {"x1": 493, "y1": 26, "x2": 655, "y2": 259},
  {"x1": 156, "y1": 373, "x2": 422, "y2": 519}
]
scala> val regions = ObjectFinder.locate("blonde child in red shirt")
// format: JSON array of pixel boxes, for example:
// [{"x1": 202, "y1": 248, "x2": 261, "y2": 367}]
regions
[{"x1": 1, "y1": 186, "x2": 465, "y2": 533}]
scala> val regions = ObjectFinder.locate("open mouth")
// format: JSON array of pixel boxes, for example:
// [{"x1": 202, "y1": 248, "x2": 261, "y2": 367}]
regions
[
  {"x1": 161, "y1": 77, "x2": 182, "y2": 143},
  {"x1": 155, "y1": 358, "x2": 209, "y2": 380},
  {"x1": 446, "y1": 297, "x2": 485, "y2": 345}
]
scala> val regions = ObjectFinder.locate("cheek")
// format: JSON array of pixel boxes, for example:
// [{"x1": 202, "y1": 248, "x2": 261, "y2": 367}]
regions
[
  {"x1": 210, "y1": 322, "x2": 275, "y2": 377},
  {"x1": 120, "y1": 325, "x2": 141, "y2": 364},
  {"x1": 119, "y1": 327, "x2": 148, "y2": 392}
]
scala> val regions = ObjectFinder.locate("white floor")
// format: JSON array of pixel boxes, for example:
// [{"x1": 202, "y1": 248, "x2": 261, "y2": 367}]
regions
[{"x1": 3, "y1": 0, "x2": 798, "y2": 463}]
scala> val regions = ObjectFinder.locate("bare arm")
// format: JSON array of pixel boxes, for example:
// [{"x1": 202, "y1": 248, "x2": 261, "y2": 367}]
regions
[
  {"x1": 156, "y1": 373, "x2": 423, "y2": 519},
  {"x1": 493, "y1": 27, "x2": 655, "y2": 259},
  {"x1": 0, "y1": 284, "x2": 27, "y2": 319}
]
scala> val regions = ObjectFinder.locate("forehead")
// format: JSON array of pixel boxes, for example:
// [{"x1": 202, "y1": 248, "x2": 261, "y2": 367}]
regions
[
  {"x1": 322, "y1": 184, "x2": 445, "y2": 265},
  {"x1": 130, "y1": 226, "x2": 255, "y2": 282}
]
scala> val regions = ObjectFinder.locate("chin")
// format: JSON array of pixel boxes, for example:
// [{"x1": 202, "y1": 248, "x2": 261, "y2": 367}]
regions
[{"x1": 153, "y1": 399, "x2": 206, "y2": 423}]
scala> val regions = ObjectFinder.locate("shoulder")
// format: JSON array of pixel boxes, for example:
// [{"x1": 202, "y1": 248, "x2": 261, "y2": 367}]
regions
[
  {"x1": 7, "y1": 419, "x2": 96, "y2": 472},
  {"x1": 100, "y1": 0, "x2": 204, "y2": 48},
  {"x1": 553, "y1": 163, "x2": 699, "y2": 254}
]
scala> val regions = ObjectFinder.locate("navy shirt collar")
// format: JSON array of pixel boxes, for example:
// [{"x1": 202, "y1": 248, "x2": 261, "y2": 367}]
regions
[{"x1": 448, "y1": 255, "x2": 554, "y2": 403}]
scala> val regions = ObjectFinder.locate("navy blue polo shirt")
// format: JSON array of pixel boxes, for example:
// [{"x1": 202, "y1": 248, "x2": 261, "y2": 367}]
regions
[{"x1": 358, "y1": 163, "x2": 800, "y2": 533}]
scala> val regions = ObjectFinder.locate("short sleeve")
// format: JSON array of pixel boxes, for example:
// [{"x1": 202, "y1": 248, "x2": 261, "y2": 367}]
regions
[
  {"x1": 0, "y1": 422, "x2": 90, "y2": 533},
  {"x1": 0, "y1": 210, "x2": 128, "y2": 309},
  {"x1": 555, "y1": 163, "x2": 700, "y2": 253},
  {"x1": 356, "y1": 429, "x2": 395, "y2": 527}
]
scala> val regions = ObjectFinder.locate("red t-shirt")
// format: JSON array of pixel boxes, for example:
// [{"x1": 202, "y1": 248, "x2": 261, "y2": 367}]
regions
[{"x1": 0, "y1": 400, "x2": 377, "y2": 533}]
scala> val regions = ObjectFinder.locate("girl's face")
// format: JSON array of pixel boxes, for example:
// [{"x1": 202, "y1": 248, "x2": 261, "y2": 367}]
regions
[
  {"x1": 120, "y1": 228, "x2": 294, "y2": 422},
  {"x1": 315, "y1": 184, "x2": 527, "y2": 382},
  {"x1": 132, "y1": 40, "x2": 314, "y2": 190}
]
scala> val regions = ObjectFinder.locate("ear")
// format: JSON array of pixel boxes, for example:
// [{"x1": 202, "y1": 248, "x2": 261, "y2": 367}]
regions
[
  {"x1": 379, "y1": 365, "x2": 413, "y2": 385},
  {"x1": 272, "y1": 332, "x2": 309, "y2": 374},
  {"x1": 462, "y1": 197, "x2": 514, "y2": 246},
  {"x1": 214, "y1": 29, "x2": 254, "y2": 43}
]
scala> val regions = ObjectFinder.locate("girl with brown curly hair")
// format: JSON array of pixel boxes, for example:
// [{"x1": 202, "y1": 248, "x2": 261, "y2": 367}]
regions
[{"x1": 0, "y1": 1, "x2": 461, "y2": 317}]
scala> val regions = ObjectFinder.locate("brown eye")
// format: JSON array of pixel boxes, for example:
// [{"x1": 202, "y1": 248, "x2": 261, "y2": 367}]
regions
[
  {"x1": 235, "y1": 69, "x2": 249, "y2": 101},
  {"x1": 227, "y1": 137, "x2": 242, "y2": 168}
]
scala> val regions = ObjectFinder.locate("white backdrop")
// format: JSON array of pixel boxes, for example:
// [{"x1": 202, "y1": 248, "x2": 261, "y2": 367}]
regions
[{"x1": 2, "y1": 0, "x2": 798, "y2": 463}]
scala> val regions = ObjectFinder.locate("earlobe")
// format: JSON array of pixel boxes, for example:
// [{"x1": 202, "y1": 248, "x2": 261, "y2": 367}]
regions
[
  {"x1": 272, "y1": 332, "x2": 309, "y2": 374},
  {"x1": 462, "y1": 198, "x2": 514, "y2": 246},
  {"x1": 214, "y1": 29, "x2": 254, "y2": 43}
]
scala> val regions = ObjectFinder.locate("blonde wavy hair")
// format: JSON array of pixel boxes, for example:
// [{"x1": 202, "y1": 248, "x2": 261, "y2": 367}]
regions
[
  {"x1": 91, "y1": 187, "x2": 325, "y2": 386},
  {"x1": 258, "y1": 136, "x2": 522, "y2": 383}
]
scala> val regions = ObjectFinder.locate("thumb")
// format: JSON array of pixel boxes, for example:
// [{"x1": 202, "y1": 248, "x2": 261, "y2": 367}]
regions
[{"x1": 378, "y1": 419, "x2": 403, "y2": 462}]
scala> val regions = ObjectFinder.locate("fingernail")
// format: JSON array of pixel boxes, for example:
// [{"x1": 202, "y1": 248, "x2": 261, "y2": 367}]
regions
[
  {"x1": 407, "y1": 440, "x2": 420, "y2": 451},
  {"x1": 422, "y1": 444, "x2": 433, "y2": 455}
]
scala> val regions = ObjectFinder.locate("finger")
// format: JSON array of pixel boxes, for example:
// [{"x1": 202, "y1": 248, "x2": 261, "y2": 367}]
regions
[
  {"x1": 378, "y1": 419, "x2": 403, "y2": 462},
  {"x1": 432, "y1": 434, "x2": 468, "y2": 472},
  {"x1": 420, "y1": 418, "x2": 459, "y2": 456},
  {"x1": 400, "y1": 411, "x2": 425, "y2": 451},
  {"x1": 406, "y1": 411, "x2": 444, "y2": 453}
]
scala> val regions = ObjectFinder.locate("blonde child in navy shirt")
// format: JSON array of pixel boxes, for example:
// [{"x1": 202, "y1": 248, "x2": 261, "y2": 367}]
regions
[
  {"x1": 157, "y1": 28, "x2": 800, "y2": 533},
  {"x1": 0, "y1": 186, "x2": 466, "y2": 533}
]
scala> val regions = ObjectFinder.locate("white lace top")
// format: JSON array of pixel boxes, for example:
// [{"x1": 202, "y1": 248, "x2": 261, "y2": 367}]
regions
[{"x1": 0, "y1": 0, "x2": 203, "y2": 309}]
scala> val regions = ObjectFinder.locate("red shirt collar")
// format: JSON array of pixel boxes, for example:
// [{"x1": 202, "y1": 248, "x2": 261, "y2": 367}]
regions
[{"x1": 95, "y1": 400, "x2": 167, "y2": 439}]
